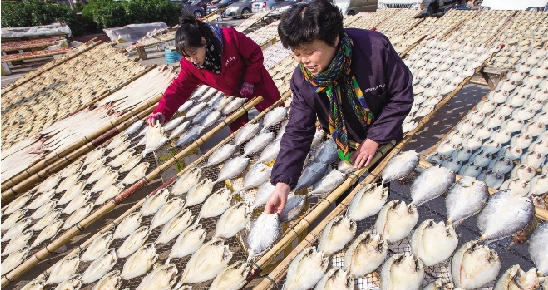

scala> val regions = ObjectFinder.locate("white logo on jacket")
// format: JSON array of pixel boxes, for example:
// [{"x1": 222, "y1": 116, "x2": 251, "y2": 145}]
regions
[
  {"x1": 363, "y1": 84, "x2": 386, "y2": 93},
  {"x1": 225, "y1": 56, "x2": 236, "y2": 67}
]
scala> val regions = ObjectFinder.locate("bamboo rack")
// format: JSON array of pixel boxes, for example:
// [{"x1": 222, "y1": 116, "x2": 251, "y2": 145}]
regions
[
  {"x1": 0, "y1": 96, "x2": 264, "y2": 287},
  {"x1": 1, "y1": 65, "x2": 158, "y2": 199},
  {"x1": 1, "y1": 47, "x2": 73, "y2": 63}
]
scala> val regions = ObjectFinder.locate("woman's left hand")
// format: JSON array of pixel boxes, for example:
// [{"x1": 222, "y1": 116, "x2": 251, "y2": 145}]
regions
[
  {"x1": 239, "y1": 82, "x2": 254, "y2": 98},
  {"x1": 351, "y1": 138, "x2": 379, "y2": 169}
]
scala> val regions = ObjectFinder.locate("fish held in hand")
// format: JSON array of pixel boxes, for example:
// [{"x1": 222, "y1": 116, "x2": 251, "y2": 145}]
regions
[{"x1": 142, "y1": 122, "x2": 167, "y2": 157}]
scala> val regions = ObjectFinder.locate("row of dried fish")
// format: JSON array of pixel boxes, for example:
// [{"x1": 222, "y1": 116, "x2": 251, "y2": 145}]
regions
[
  {"x1": 444, "y1": 10, "x2": 515, "y2": 45},
  {"x1": 344, "y1": 9, "x2": 397, "y2": 30},
  {"x1": 246, "y1": 21, "x2": 281, "y2": 47},
  {"x1": 262, "y1": 42, "x2": 292, "y2": 71},
  {"x1": 375, "y1": 9, "x2": 423, "y2": 41}
]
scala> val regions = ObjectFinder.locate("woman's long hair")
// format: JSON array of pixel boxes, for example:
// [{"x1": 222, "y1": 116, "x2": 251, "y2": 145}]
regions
[{"x1": 175, "y1": 10, "x2": 221, "y2": 56}]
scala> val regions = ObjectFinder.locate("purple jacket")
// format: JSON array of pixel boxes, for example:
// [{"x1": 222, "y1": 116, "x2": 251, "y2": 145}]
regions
[{"x1": 271, "y1": 28, "x2": 414, "y2": 188}]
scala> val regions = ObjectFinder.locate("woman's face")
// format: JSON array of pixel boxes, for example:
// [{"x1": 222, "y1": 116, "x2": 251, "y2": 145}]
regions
[
  {"x1": 292, "y1": 37, "x2": 338, "y2": 75},
  {"x1": 183, "y1": 37, "x2": 207, "y2": 66}
]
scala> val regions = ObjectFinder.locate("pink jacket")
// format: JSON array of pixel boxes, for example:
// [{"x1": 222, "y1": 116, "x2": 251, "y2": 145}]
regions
[{"x1": 153, "y1": 26, "x2": 281, "y2": 122}]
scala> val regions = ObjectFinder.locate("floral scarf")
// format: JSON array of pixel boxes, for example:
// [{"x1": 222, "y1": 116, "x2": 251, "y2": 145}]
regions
[
  {"x1": 194, "y1": 23, "x2": 224, "y2": 74},
  {"x1": 300, "y1": 32, "x2": 374, "y2": 162}
]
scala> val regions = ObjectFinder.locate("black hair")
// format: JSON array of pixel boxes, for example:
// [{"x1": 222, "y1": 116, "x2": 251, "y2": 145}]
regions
[
  {"x1": 278, "y1": 0, "x2": 344, "y2": 49},
  {"x1": 176, "y1": 9, "x2": 221, "y2": 57}
]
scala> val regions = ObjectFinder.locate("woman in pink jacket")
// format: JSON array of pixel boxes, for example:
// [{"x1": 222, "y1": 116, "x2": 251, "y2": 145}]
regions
[{"x1": 146, "y1": 12, "x2": 281, "y2": 132}]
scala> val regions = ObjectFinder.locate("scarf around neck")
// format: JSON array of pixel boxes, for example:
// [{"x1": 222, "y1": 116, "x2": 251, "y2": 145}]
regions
[
  {"x1": 195, "y1": 23, "x2": 224, "y2": 74},
  {"x1": 300, "y1": 32, "x2": 374, "y2": 162}
]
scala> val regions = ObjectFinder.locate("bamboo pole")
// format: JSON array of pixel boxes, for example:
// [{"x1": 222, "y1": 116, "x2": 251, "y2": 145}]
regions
[
  {"x1": 0, "y1": 96, "x2": 264, "y2": 287},
  {"x1": 253, "y1": 136, "x2": 411, "y2": 290}
]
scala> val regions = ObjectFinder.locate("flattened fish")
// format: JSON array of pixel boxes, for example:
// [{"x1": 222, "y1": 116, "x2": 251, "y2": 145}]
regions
[
  {"x1": 252, "y1": 182, "x2": 275, "y2": 209},
  {"x1": 529, "y1": 222, "x2": 548, "y2": 275},
  {"x1": 117, "y1": 225, "x2": 149, "y2": 259},
  {"x1": 31, "y1": 199, "x2": 57, "y2": 220},
  {"x1": 247, "y1": 213, "x2": 280, "y2": 261},
  {"x1": 494, "y1": 264, "x2": 540, "y2": 290},
  {"x1": 164, "y1": 115, "x2": 186, "y2": 131},
  {"x1": 344, "y1": 231, "x2": 387, "y2": 277},
  {"x1": 124, "y1": 120, "x2": 143, "y2": 135},
  {"x1": 168, "y1": 120, "x2": 191, "y2": 140},
  {"x1": 309, "y1": 169, "x2": 345, "y2": 196},
  {"x1": 120, "y1": 162, "x2": 149, "y2": 185},
  {"x1": 451, "y1": 241, "x2": 501, "y2": 289},
  {"x1": 241, "y1": 162, "x2": 272, "y2": 190},
  {"x1": 1, "y1": 208, "x2": 26, "y2": 231},
  {"x1": 347, "y1": 184, "x2": 388, "y2": 221},
  {"x1": 185, "y1": 179, "x2": 214, "y2": 207},
  {"x1": 257, "y1": 138, "x2": 281, "y2": 163},
  {"x1": 243, "y1": 132, "x2": 275, "y2": 156},
  {"x1": 31, "y1": 209, "x2": 61, "y2": 231},
  {"x1": 263, "y1": 107, "x2": 287, "y2": 128},
  {"x1": 179, "y1": 239, "x2": 232, "y2": 284},
  {"x1": 60, "y1": 160, "x2": 83, "y2": 178},
  {"x1": 63, "y1": 202, "x2": 94, "y2": 229},
  {"x1": 375, "y1": 200, "x2": 418, "y2": 243},
  {"x1": 294, "y1": 161, "x2": 329, "y2": 192},
  {"x1": 314, "y1": 268, "x2": 354, "y2": 290},
  {"x1": 108, "y1": 150, "x2": 136, "y2": 168},
  {"x1": 201, "y1": 110, "x2": 221, "y2": 128},
  {"x1": 53, "y1": 275, "x2": 82, "y2": 290},
  {"x1": 121, "y1": 243, "x2": 157, "y2": 280},
  {"x1": 207, "y1": 144, "x2": 238, "y2": 166},
  {"x1": 118, "y1": 155, "x2": 142, "y2": 173},
  {"x1": 284, "y1": 247, "x2": 328, "y2": 290},
  {"x1": 318, "y1": 215, "x2": 356, "y2": 255},
  {"x1": 199, "y1": 188, "x2": 231, "y2": 219},
  {"x1": 171, "y1": 168, "x2": 201, "y2": 196},
  {"x1": 223, "y1": 97, "x2": 247, "y2": 115},
  {"x1": 107, "y1": 140, "x2": 130, "y2": 158},
  {"x1": 92, "y1": 270, "x2": 121, "y2": 290},
  {"x1": 214, "y1": 202, "x2": 249, "y2": 239},
  {"x1": 4, "y1": 192, "x2": 32, "y2": 215},
  {"x1": 36, "y1": 174, "x2": 61, "y2": 194},
  {"x1": 209, "y1": 261, "x2": 251, "y2": 290},
  {"x1": 85, "y1": 165, "x2": 110, "y2": 185},
  {"x1": 81, "y1": 231, "x2": 113, "y2": 262},
  {"x1": 142, "y1": 122, "x2": 167, "y2": 157},
  {"x1": 411, "y1": 219, "x2": 458, "y2": 266},
  {"x1": 380, "y1": 254, "x2": 424, "y2": 290},
  {"x1": 411, "y1": 165, "x2": 455, "y2": 205},
  {"x1": 94, "y1": 184, "x2": 123, "y2": 206},
  {"x1": 446, "y1": 176, "x2": 488, "y2": 225},
  {"x1": 81, "y1": 249, "x2": 117, "y2": 284},
  {"x1": 136, "y1": 264, "x2": 178, "y2": 290},
  {"x1": 234, "y1": 123, "x2": 261, "y2": 145},
  {"x1": 150, "y1": 197, "x2": 185, "y2": 229},
  {"x1": 63, "y1": 191, "x2": 91, "y2": 215},
  {"x1": 58, "y1": 181, "x2": 85, "y2": 205},
  {"x1": 215, "y1": 156, "x2": 250, "y2": 183},
  {"x1": 3, "y1": 229, "x2": 32, "y2": 256},
  {"x1": 46, "y1": 254, "x2": 80, "y2": 284},
  {"x1": 176, "y1": 125, "x2": 204, "y2": 147},
  {"x1": 280, "y1": 194, "x2": 306, "y2": 222},
  {"x1": 140, "y1": 188, "x2": 170, "y2": 216},
  {"x1": 168, "y1": 224, "x2": 207, "y2": 260},
  {"x1": 113, "y1": 212, "x2": 142, "y2": 240},
  {"x1": 82, "y1": 157, "x2": 106, "y2": 176},
  {"x1": 382, "y1": 150, "x2": 419, "y2": 182},
  {"x1": 156, "y1": 209, "x2": 193, "y2": 244},
  {"x1": 31, "y1": 219, "x2": 63, "y2": 248},
  {"x1": 84, "y1": 147, "x2": 106, "y2": 166},
  {"x1": 2, "y1": 217, "x2": 32, "y2": 242},
  {"x1": 2, "y1": 247, "x2": 29, "y2": 275}
]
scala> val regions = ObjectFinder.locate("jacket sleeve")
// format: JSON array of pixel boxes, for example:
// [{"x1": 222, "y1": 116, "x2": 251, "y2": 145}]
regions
[
  {"x1": 270, "y1": 77, "x2": 316, "y2": 189},
  {"x1": 234, "y1": 29, "x2": 264, "y2": 85},
  {"x1": 153, "y1": 64, "x2": 201, "y2": 122},
  {"x1": 366, "y1": 38, "x2": 414, "y2": 144}
]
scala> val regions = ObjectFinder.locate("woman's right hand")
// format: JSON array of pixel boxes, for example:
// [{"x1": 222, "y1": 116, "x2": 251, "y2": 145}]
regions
[
  {"x1": 264, "y1": 183, "x2": 291, "y2": 214},
  {"x1": 145, "y1": 112, "x2": 165, "y2": 126}
]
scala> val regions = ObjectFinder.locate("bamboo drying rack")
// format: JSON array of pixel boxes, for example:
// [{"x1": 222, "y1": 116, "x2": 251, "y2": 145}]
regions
[{"x1": 0, "y1": 96, "x2": 264, "y2": 287}]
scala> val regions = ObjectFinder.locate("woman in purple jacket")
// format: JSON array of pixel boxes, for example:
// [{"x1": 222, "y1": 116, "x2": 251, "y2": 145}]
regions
[{"x1": 265, "y1": 0, "x2": 414, "y2": 214}]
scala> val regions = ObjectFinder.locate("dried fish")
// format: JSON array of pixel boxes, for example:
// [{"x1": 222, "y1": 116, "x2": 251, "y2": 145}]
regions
[
  {"x1": 53, "y1": 275, "x2": 82, "y2": 290},
  {"x1": 199, "y1": 188, "x2": 231, "y2": 219},
  {"x1": 86, "y1": 166, "x2": 110, "y2": 185},
  {"x1": 118, "y1": 155, "x2": 143, "y2": 173},
  {"x1": 168, "y1": 120, "x2": 191, "y2": 140},
  {"x1": 81, "y1": 249, "x2": 117, "y2": 284},
  {"x1": 242, "y1": 162, "x2": 272, "y2": 190},
  {"x1": 294, "y1": 161, "x2": 329, "y2": 192},
  {"x1": 423, "y1": 279, "x2": 454, "y2": 290},
  {"x1": 84, "y1": 147, "x2": 106, "y2": 166},
  {"x1": 113, "y1": 212, "x2": 142, "y2": 240},
  {"x1": 92, "y1": 270, "x2": 121, "y2": 290},
  {"x1": 107, "y1": 140, "x2": 130, "y2": 158},
  {"x1": 309, "y1": 169, "x2": 345, "y2": 196},
  {"x1": 136, "y1": 264, "x2": 178, "y2": 290},
  {"x1": 411, "y1": 165, "x2": 455, "y2": 205},
  {"x1": 117, "y1": 225, "x2": 149, "y2": 259},
  {"x1": 2, "y1": 208, "x2": 27, "y2": 231},
  {"x1": 31, "y1": 219, "x2": 63, "y2": 248},
  {"x1": 529, "y1": 222, "x2": 548, "y2": 275},
  {"x1": 46, "y1": 254, "x2": 80, "y2": 284},
  {"x1": 375, "y1": 200, "x2": 418, "y2": 243},
  {"x1": 57, "y1": 171, "x2": 82, "y2": 192},
  {"x1": 344, "y1": 231, "x2": 387, "y2": 277},
  {"x1": 411, "y1": 219, "x2": 458, "y2": 266},
  {"x1": 207, "y1": 144, "x2": 238, "y2": 166},
  {"x1": 2, "y1": 247, "x2": 29, "y2": 275},
  {"x1": 63, "y1": 203, "x2": 94, "y2": 230},
  {"x1": 452, "y1": 241, "x2": 501, "y2": 289},
  {"x1": 4, "y1": 192, "x2": 32, "y2": 215},
  {"x1": 58, "y1": 181, "x2": 85, "y2": 205},
  {"x1": 121, "y1": 162, "x2": 149, "y2": 185},
  {"x1": 21, "y1": 274, "x2": 46, "y2": 290},
  {"x1": 142, "y1": 123, "x2": 167, "y2": 157},
  {"x1": 2, "y1": 217, "x2": 32, "y2": 242},
  {"x1": 382, "y1": 150, "x2": 419, "y2": 182},
  {"x1": 179, "y1": 239, "x2": 233, "y2": 284},
  {"x1": 380, "y1": 254, "x2": 424, "y2": 290},
  {"x1": 446, "y1": 176, "x2": 488, "y2": 225},
  {"x1": 140, "y1": 188, "x2": 170, "y2": 216},
  {"x1": 314, "y1": 139, "x2": 339, "y2": 164},
  {"x1": 318, "y1": 215, "x2": 356, "y2": 255},
  {"x1": 223, "y1": 97, "x2": 246, "y2": 115},
  {"x1": 494, "y1": 264, "x2": 540, "y2": 290},
  {"x1": 252, "y1": 181, "x2": 275, "y2": 209},
  {"x1": 214, "y1": 202, "x2": 249, "y2": 239},
  {"x1": 284, "y1": 247, "x2": 328, "y2": 290},
  {"x1": 477, "y1": 190, "x2": 534, "y2": 241},
  {"x1": 168, "y1": 224, "x2": 207, "y2": 260},
  {"x1": 150, "y1": 197, "x2": 185, "y2": 229},
  {"x1": 60, "y1": 160, "x2": 83, "y2": 178},
  {"x1": 263, "y1": 107, "x2": 287, "y2": 128},
  {"x1": 244, "y1": 132, "x2": 275, "y2": 156},
  {"x1": 209, "y1": 261, "x2": 251, "y2": 290},
  {"x1": 81, "y1": 231, "x2": 113, "y2": 262},
  {"x1": 125, "y1": 120, "x2": 143, "y2": 135},
  {"x1": 94, "y1": 184, "x2": 123, "y2": 206},
  {"x1": 164, "y1": 115, "x2": 185, "y2": 131},
  {"x1": 121, "y1": 243, "x2": 158, "y2": 280},
  {"x1": 156, "y1": 209, "x2": 193, "y2": 244},
  {"x1": 108, "y1": 150, "x2": 136, "y2": 167},
  {"x1": 280, "y1": 194, "x2": 306, "y2": 222},
  {"x1": 201, "y1": 110, "x2": 221, "y2": 128},
  {"x1": 258, "y1": 138, "x2": 281, "y2": 163},
  {"x1": 314, "y1": 268, "x2": 354, "y2": 290},
  {"x1": 36, "y1": 174, "x2": 61, "y2": 193},
  {"x1": 31, "y1": 209, "x2": 61, "y2": 231},
  {"x1": 31, "y1": 199, "x2": 57, "y2": 220},
  {"x1": 347, "y1": 184, "x2": 388, "y2": 221},
  {"x1": 247, "y1": 213, "x2": 280, "y2": 261},
  {"x1": 63, "y1": 191, "x2": 92, "y2": 215},
  {"x1": 176, "y1": 125, "x2": 203, "y2": 147},
  {"x1": 171, "y1": 168, "x2": 201, "y2": 195},
  {"x1": 3, "y1": 229, "x2": 32, "y2": 256},
  {"x1": 215, "y1": 156, "x2": 250, "y2": 183},
  {"x1": 234, "y1": 122, "x2": 261, "y2": 145}
]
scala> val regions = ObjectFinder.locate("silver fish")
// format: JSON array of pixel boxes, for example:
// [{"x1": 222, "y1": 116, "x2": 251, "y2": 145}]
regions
[
  {"x1": 207, "y1": 144, "x2": 238, "y2": 166},
  {"x1": 247, "y1": 213, "x2": 280, "y2": 261},
  {"x1": 176, "y1": 125, "x2": 204, "y2": 146},
  {"x1": 113, "y1": 212, "x2": 142, "y2": 240},
  {"x1": 31, "y1": 219, "x2": 63, "y2": 248},
  {"x1": 31, "y1": 209, "x2": 61, "y2": 231},
  {"x1": 451, "y1": 241, "x2": 501, "y2": 289},
  {"x1": 168, "y1": 224, "x2": 207, "y2": 260},
  {"x1": 223, "y1": 97, "x2": 247, "y2": 115},
  {"x1": 108, "y1": 150, "x2": 136, "y2": 168},
  {"x1": 107, "y1": 140, "x2": 131, "y2": 158},
  {"x1": 86, "y1": 165, "x2": 110, "y2": 185},
  {"x1": 118, "y1": 155, "x2": 142, "y2": 173},
  {"x1": 214, "y1": 202, "x2": 250, "y2": 239},
  {"x1": 94, "y1": 184, "x2": 123, "y2": 206},
  {"x1": 164, "y1": 115, "x2": 186, "y2": 131},
  {"x1": 179, "y1": 99, "x2": 195, "y2": 113},
  {"x1": 81, "y1": 249, "x2": 117, "y2": 284},
  {"x1": 411, "y1": 165, "x2": 455, "y2": 205},
  {"x1": 3, "y1": 229, "x2": 32, "y2": 256},
  {"x1": 215, "y1": 156, "x2": 250, "y2": 183},
  {"x1": 215, "y1": 96, "x2": 234, "y2": 111},
  {"x1": 314, "y1": 268, "x2": 354, "y2": 290},
  {"x1": 53, "y1": 275, "x2": 82, "y2": 290},
  {"x1": 36, "y1": 174, "x2": 61, "y2": 193},
  {"x1": 4, "y1": 192, "x2": 32, "y2": 215},
  {"x1": 133, "y1": 126, "x2": 148, "y2": 140},
  {"x1": 191, "y1": 108, "x2": 212, "y2": 125},
  {"x1": 346, "y1": 184, "x2": 388, "y2": 221},
  {"x1": 84, "y1": 147, "x2": 106, "y2": 166},
  {"x1": 107, "y1": 135, "x2": 129, "y2": 153},
  {"x1": 234, "y1": 123, "x2": 261, "y2": 145},
  {"x1": 284, "y1": 247, "x2": 328, "y2": 290},
  {"x1": 60, "y1": 160, "x2": 84, "y2": 178},
  {"x1": 179, "y1": 239, "x2": 233, "y2": 284},
  {"x1": 140, "y1": 188, "x2": 170, "y2": 216},
  {"x1": 529, "y1": 223, "x2": 548, "y2": 275},
  {"x1": 375, "y1": 200, "x2": 418, "y2": 243},
  {"x1": 241, "y1": 162, "x2": 272, "y2": 190},
  {"x1": 1, "y1": 247, "x2": 29, "y2": 275},
  {"x1": 382, "y1": 150, "x2": 419, "y2": 182},
  {"x1": 156, "y1": 209, "x2": 193, "y2": 244},
  {"x1": 201, "y1": 110, "x2": 222, "y2": 128},
  {"x1": 2, "y1": 217, "x2": 32, "y2": 242},
  {"x1": 209, "y1": 261, "x2": 251, "y2": 290},
  {"x1": 276, "y1": 120, "x2": 288, "y2": 140},
  {"x1": 314, "y1": 139, "x2": 339, "y2": 164},
  {"x1": 199, "y1": 188, "x2": 231, "y2": 219},
  {"x1": 311, "y1": 130, "x2": 325, "y2": 148},
  {"x1": 1, "y1": 208, "x2": 27, "y2": 231},
  {"x1": 150, "y1": 197, "x2": 185, "y2": 229},
  {"x1": 57, "y1": 170, "x2": 82, "y2": 191},
  {"x1": 125, "y1": 120, "x2": 143, "y2": 135},
  {"x1": 344, "y1": 231, "x2": 387, "y2": 277},
  {"x1": 90, "y1": 170, "x2": 118, "y2": 194},
  {"x1": 81, "y1": 231, "x2": 113, "y2": 262},
  {"x1": 185, "y1": 179, "x2": 214, "y2": 207},
  {"x1": 257, "y1": 138, "x2": 281, "y2": 163},
  {"x1": 411, "y1": 219, "x2": 458, "y2": 266},
  {"x1": 263, "y1": 107, "x2": 287, "y2": 128},
  {"x1": 31, "y1": 199, "x2": 57, "y2": 220},
  {"x1": 121, "y1": 162, "x2": 149, "y2": 185},
  {"x1": 244, "y1": 132, "x2": 275, "y2": 156},
  {"x1": 92, "y1": 270, "x2": 121, "y2": 290},
  {"x1": 142, "y1": 123, "x2": 167, "y2": 157},
  {"x1": 58, "y1": 181, "x2": 85, "y2": 205},
  {"x1": 136, "y1": 264, "x2": 178, "y2": 290},
  {"x1": 168, "y1": 120, "x2": 191, "y2": 140},
  {"x1": 477, "y1": 190, "x2": 534, "y2": 241},
  {"x1": 380, "y1": 254, "x2": 424, "y2": 290},
  {"x1": 63, "y1": 191, "x2": 92, "y2": 215},
  {"x1": 171, "y1": 168, "x2": 201, "y2": 196},
  {"x1": 309, "y1": 169, "x2": 345, "y2": 196},
  {"x1": 46, "y1": 254, "x2": 80, "y2": 284},
  {"x1": 63, "y1": 202, "x2": 94, "y2": 229},
  {"x1": 252, "y1": 181, "x2": 275, "y2": 209},
  {"x1": 117, "y1": 225, "x2": 149, "y2": 259},
  {"x1": 280, "y1": 194, "x2": 306, "y2": 222},
  {"x1": 318, "y1": 215, "x2": 356, "y2": 255},
  {"x1": 294, "y1": 161, "x2": 329, "y2": 192},
  {"x1": 494, "y1": 264, "x2": 541, "y2": 290},
  {"x1": 500, "y1": 179, "x2": 530, "y2": 196},
  {"x1": 121, "y1": 243, "x2": 158, "y2": 280}
]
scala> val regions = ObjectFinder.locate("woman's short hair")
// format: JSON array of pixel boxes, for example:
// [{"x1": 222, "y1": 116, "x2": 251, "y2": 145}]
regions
[
  {"x1": 278, "y1": 0, "x2": 344, "y2": 49},
  {"x1": 175, "y1": 10, "x2": 220, "y2": 56}
]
